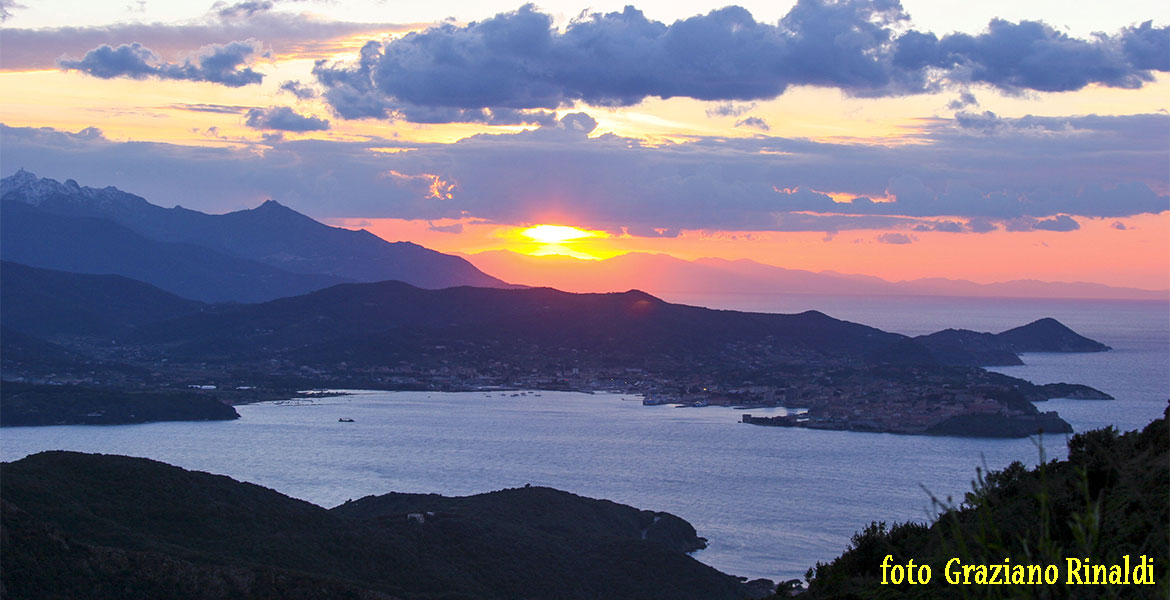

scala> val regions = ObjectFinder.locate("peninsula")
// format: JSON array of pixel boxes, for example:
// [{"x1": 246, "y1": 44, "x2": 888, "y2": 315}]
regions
[{"x1": 1, "y1": 260, "x2": 1112, "y2": 438}]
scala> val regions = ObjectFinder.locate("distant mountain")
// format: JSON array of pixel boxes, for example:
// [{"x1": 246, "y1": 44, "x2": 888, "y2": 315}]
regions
[
  {"x1": 0, "y1": 261, "x2": 205, "y2": 338},
  {"x1": 1, "y1": 169, "x2": 511, "y2": 296},
  {"x1": 465, "y1": 250, "x2": 1167, "y2": 301},
  {"x1": 916, "y1": 318, "x2": 1111, "y2": 366},
  {"x1": 1, "y1": 451, "x2": 753, "y2": 599},
  {"x1": 0, "y1": 201, "x2": 347, "y2": 303}
]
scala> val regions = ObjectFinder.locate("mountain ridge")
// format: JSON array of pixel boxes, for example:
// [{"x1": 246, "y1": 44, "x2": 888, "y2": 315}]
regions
[{"x1": 1, "y1": 170, "x2": 512, "y2": 297}]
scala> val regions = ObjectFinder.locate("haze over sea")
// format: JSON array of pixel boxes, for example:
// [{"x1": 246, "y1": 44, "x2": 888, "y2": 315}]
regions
[{"x1": 3, "y1": 296, "x2": 1166, "y2": 581}]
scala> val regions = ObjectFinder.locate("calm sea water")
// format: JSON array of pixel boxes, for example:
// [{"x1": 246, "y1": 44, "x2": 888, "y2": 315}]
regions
[{"x1": 2, "y1": 296, "x2": 1166, "y2": 582}]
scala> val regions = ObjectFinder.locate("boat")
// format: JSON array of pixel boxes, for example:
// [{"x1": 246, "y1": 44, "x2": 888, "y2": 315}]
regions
[{"x1": 338, "y1": 418, "x2": 355, "y2": 422}]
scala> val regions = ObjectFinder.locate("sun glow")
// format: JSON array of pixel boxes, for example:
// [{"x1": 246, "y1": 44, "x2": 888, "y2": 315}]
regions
[{"x1": 521, "y1": 225, "x2": 606, "y2": 244}]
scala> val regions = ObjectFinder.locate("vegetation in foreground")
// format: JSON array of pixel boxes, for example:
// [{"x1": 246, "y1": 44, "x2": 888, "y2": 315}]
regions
[{"x1": 798, "y1": 407, "x2": 1169, "y2": 599}]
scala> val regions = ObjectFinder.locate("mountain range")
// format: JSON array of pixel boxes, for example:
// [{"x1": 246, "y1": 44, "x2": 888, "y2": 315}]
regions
[
  {"x1": 0, "y1": 260, "x2": 1114, "y2": 437},
  {"x1": 1, "y1": 170, "x2": 509, "y2": 302},
  {"x1": 1, "y1": 261, "x2": 1113, "y2": 373},
  {"x1": 465, "y1": 250, "x2": 1168, "y2": 303}
]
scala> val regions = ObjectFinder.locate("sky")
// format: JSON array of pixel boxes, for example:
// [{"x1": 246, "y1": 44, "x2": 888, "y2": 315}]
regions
[{"x1": 1, "y1": 0, "x2": 1168, "y2": 290}]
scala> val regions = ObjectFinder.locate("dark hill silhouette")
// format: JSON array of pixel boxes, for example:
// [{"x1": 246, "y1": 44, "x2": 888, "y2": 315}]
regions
[
  {"x1": 996, "y1": 317, "x2": 1112, "y2": 352},
  {"x1": 916, "y1": 317, "x2": 1111, "y2": 366},
  {"x1": 135, "y1": 281, "x2": 911, "y2": 363},
  {"x1": 0, "y1": 200, "x2": 346, "y2": 303},
  {"x1": 1, "y1": 451, "x2": 753, "y2": 600},
  {"x1": 1, "y1": 170, "x2": 509, "y2": 291},
  {"x1": 0, "y1": 261, "x2": 205, "y2": 338},
  {"x1": 912, "y1": 328, "x2": 1024, "y2": 366}
]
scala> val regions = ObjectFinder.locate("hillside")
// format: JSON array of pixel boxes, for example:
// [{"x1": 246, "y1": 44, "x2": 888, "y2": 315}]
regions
[
  {"x1": 800, "y1": 409, "x2": 1169, "y2": 599},
  {"x1": 0, "y1": 261, "x2": 205, "y2": 338},
  {"x1": 0, "y1": 451, "x2": 754, "y2": 600}
]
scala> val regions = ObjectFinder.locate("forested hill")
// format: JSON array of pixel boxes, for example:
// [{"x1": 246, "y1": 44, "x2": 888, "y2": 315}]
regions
[
  {"x1": 798, "y1": 408, "x2": 1169, "y2": 599},
  {"x1": 0, "y1": 451, "x2": 756, "y2": 600}
]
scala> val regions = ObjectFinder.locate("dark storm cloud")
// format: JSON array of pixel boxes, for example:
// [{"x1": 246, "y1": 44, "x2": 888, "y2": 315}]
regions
[
  {"x1": 2, "y1": 111, "x2": 1166, "y2": 232},
  {"x1": 59, "y1": 40, "x2": 265, "y2": 87},
  {"x1": 244, "y1": 106, "x2": 330, "y2": 131},
  {"x1": 311, "y1": 1, "x2": 1169, "y2": 122}
]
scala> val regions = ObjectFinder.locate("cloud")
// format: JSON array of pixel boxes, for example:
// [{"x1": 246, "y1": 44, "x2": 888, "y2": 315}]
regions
[
  {"x1": 876, "y1": 232, "x2": 914, "y2": 244},
  {"x1": 279, "y1": 80, "x2": 318, "y2": 99},
  {"x1": 310, "y1": 1, "x2": 1169, "y2": 121},
  {"x1": 244, "y1": 106, "x2": 330, "y2": 131},
  {"x1": 1003, "y1": 215, "x2": 1080, "y2": 232},
  {"x1": 735, "y1": 116, "x2": 771, "y2": 131},
  {"x1": 213, "y1": 0, "x2": 275, "y2": 19},
  {"x1": 947, "y1": 90, "x2": 978, "y2": 110},
  {"x1": 2, "y1": 111, "x2": 1165, "y2": 232},
  {"x1": 427, "y1": 222, "x2": 464, "y2": 234},
  {"x1": 0, "y1": 0, "x2": 26, "y2": 22},
  {"x1": 706, "y1": 102, "x2": 755, "y2": 118},
  {"x1": 170, "y1": 103, "x2": 254, "y2": 114},
  {"x1": 893, "y1": 18, "x2": 1170, "y2": 93},
  {"x1": 1111, "y1": 220, "x2": 1128, "y2": 230},
  {"x1": 59, "y1": 40, "x2": 266, "y2": 87},
  {"x1": 311, "y1": 1, "x2": 921, "y2": 119},
  {"x1": 1, "y1": 12, "x2": 415, "y2": 70}
]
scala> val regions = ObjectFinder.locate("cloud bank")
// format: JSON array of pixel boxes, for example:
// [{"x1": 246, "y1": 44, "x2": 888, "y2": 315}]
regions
[
  {"x1": 309, "y1": 1, "x2": 1169, "y2": 122},
  {"x1": 5, "y1": 107, "x2": 1165, "y2": 235},
  {"x1": 1, "y1": 10, "x2": 414, "y2": 70}
]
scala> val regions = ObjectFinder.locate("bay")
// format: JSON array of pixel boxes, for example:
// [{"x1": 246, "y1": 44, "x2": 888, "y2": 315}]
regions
[{"x1": 3, "y1": 296, "x2": 1166, "y2": 582}]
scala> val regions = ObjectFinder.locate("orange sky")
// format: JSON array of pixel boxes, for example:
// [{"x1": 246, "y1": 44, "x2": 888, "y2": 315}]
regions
[
  {"x1": 3, "y1": 2, "x2": 1168, "y2": 295},
  {"x1": 328, "y1": 212, "x2": 1170, "y2": 290}
]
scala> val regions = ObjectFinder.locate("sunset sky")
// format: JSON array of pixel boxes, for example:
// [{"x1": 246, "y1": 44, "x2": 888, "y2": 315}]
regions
[{"x1": 2, "y1": 0, "x2": 1168, "y2": 290}]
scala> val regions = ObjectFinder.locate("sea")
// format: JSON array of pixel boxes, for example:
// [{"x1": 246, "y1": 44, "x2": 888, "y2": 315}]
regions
[{"x1": 2, "y1": 295, "x2": 1167, "y2": 582}]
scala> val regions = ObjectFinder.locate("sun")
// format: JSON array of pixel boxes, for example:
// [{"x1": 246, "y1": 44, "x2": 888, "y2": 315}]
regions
[{"x1": 521, "y1": 224, "x2": 605, "y2": 244}]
